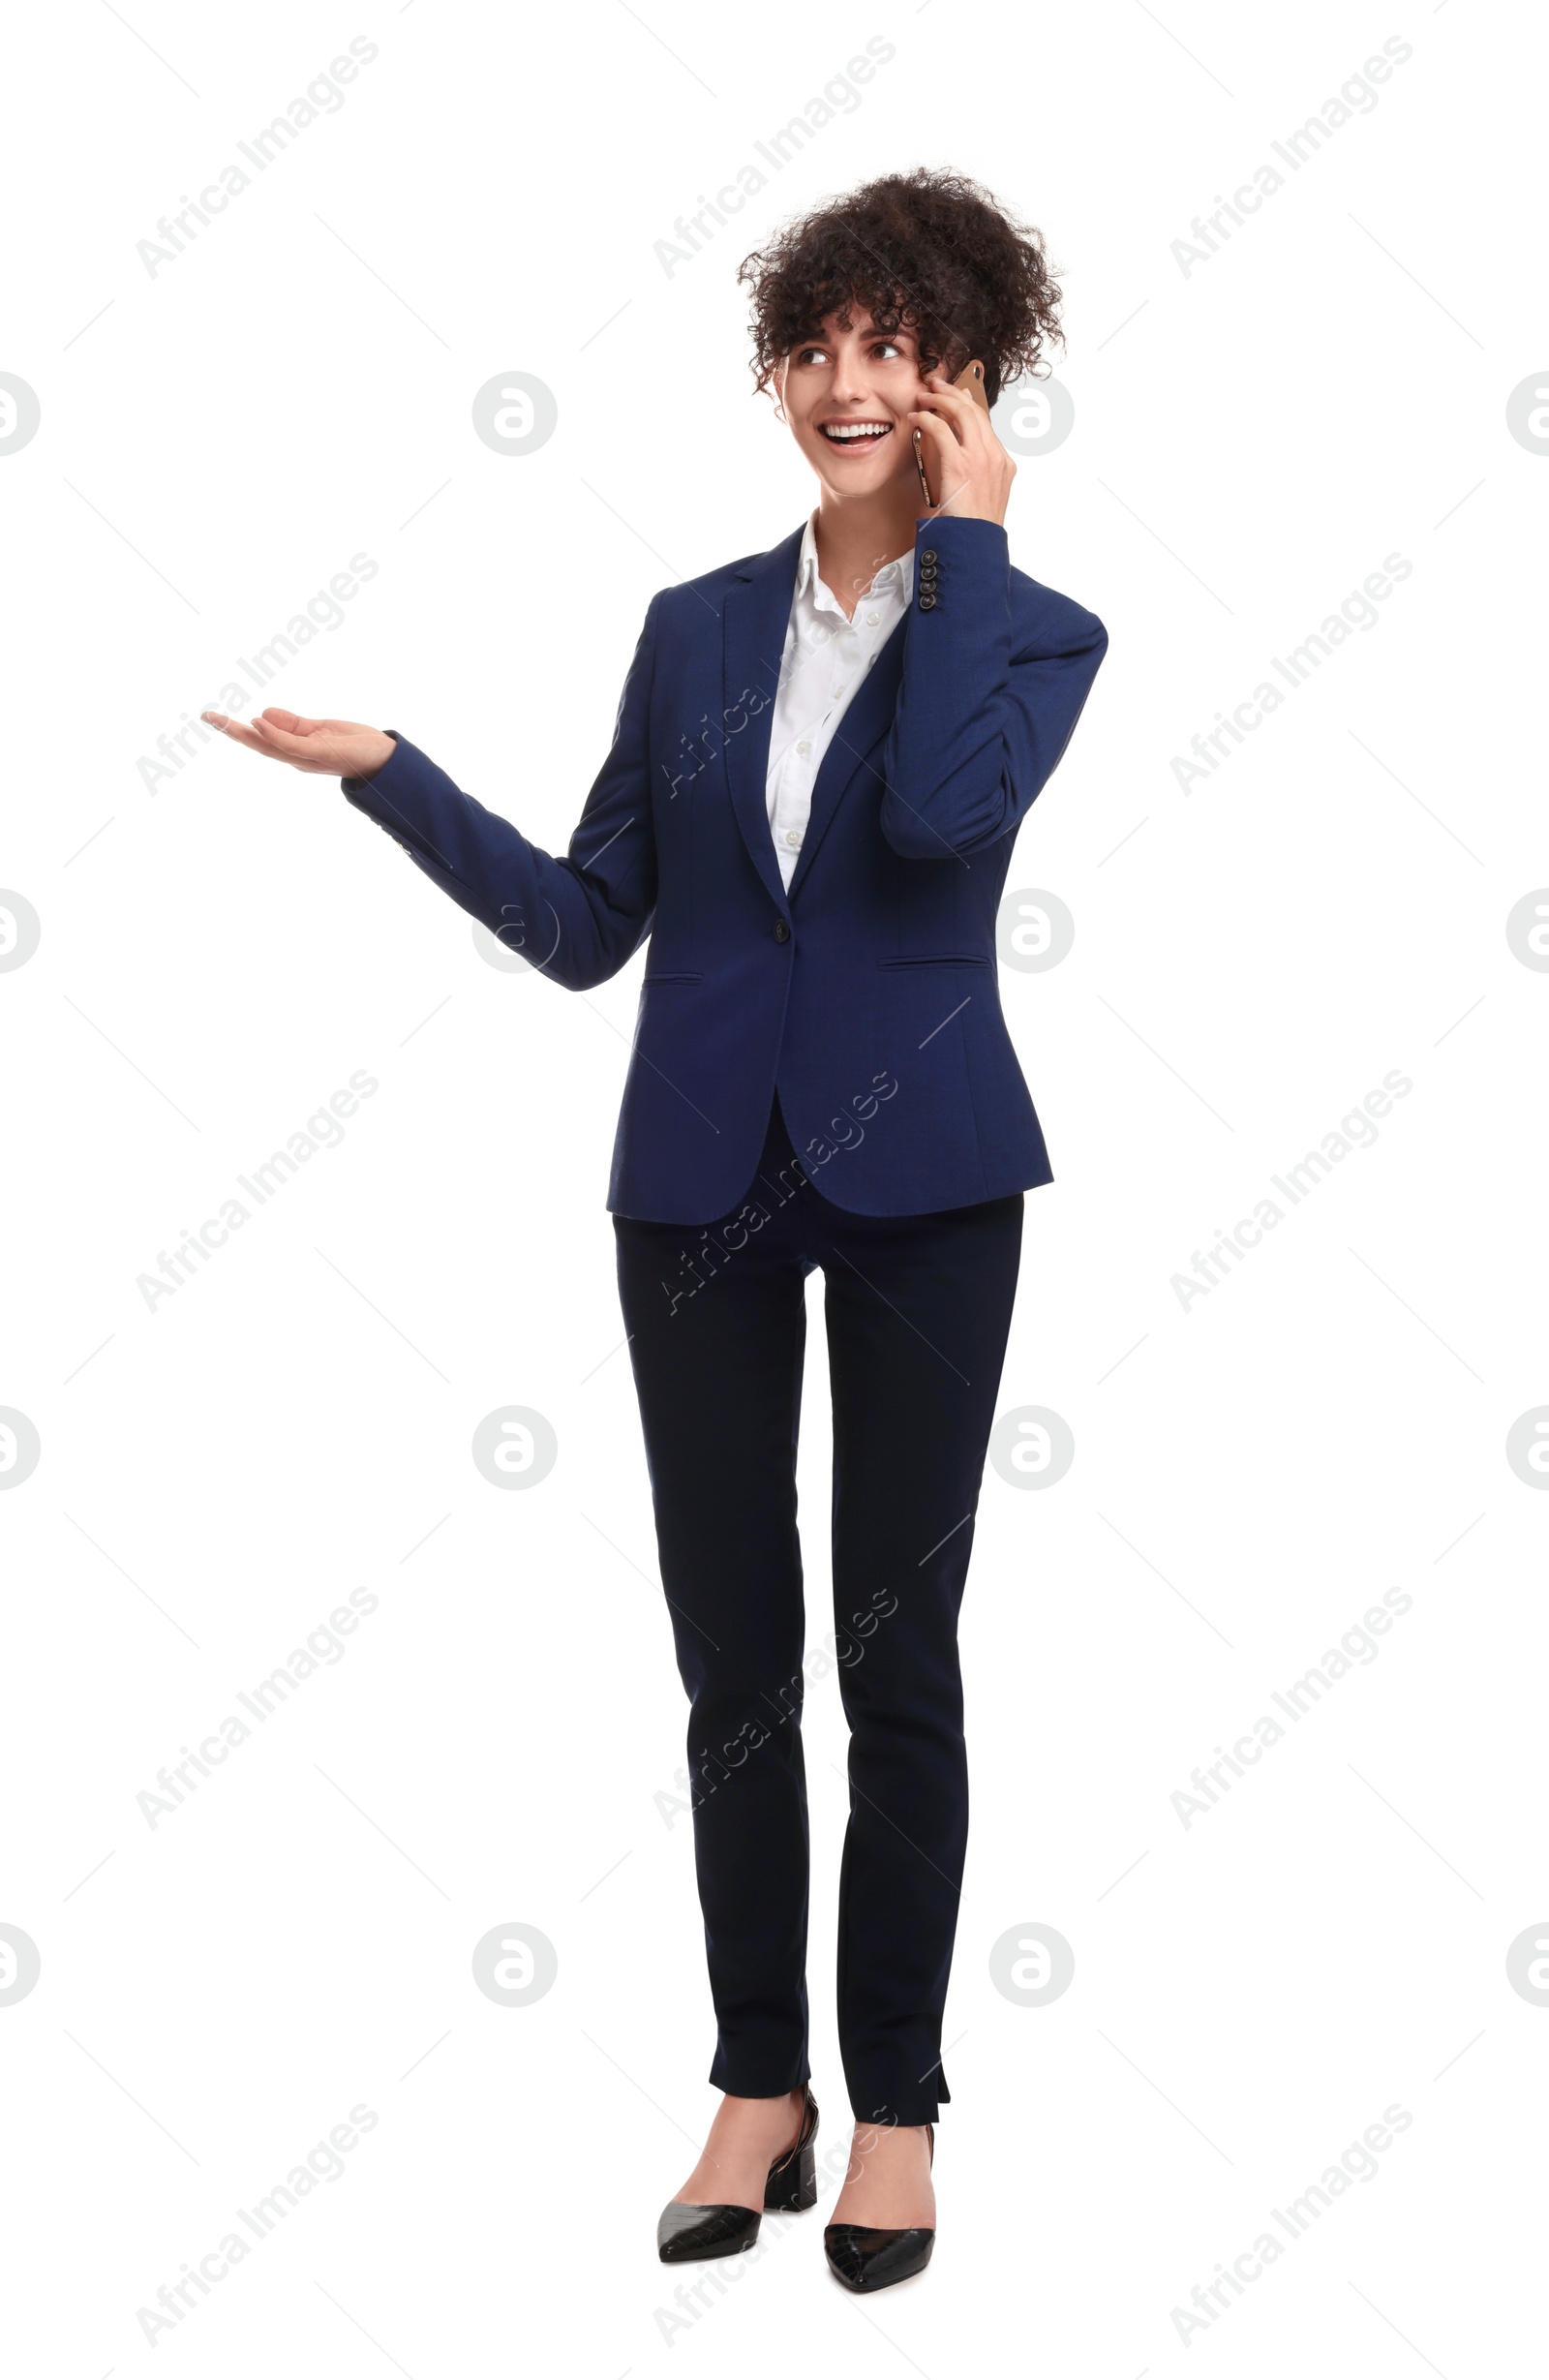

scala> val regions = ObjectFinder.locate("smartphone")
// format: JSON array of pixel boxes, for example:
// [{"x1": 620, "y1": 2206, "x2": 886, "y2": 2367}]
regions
[{"x1": 914, "y1": 358, "x2": 991, "y2": 508}]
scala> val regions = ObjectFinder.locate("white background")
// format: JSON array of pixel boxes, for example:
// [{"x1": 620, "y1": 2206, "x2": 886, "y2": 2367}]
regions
[{"x1": 3, "y1": 0, "x2": 1545, "y2": 2370}]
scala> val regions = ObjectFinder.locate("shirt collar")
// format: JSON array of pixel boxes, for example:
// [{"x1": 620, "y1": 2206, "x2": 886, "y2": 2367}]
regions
[{"x1": 797, "y1": 514, "x2": 915, "y2": 613}]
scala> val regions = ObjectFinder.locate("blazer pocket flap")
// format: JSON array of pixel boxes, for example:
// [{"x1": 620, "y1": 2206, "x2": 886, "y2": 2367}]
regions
[{"x1": 877, "y1": 953, "x2": 991, "y2": 968}]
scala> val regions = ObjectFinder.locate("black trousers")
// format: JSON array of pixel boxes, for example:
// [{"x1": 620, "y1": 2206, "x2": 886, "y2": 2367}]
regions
[{"x1": 613, "y1": 1092, "x2": 1023, "y2": 2124}]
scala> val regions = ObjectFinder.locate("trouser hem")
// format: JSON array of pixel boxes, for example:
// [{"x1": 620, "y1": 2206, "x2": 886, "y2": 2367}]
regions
[
  {"x1": 709, "y1": 2052, "x2": 811, "y2": 2099},
  {"x1": 844, "y1": 2067, "x2": 953, "y2": 2127}
]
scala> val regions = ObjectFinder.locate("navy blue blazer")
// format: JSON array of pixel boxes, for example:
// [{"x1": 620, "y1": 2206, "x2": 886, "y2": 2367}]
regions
[{"x1": 341, "y1": 513, "x2": 1108, "y2": 1222}]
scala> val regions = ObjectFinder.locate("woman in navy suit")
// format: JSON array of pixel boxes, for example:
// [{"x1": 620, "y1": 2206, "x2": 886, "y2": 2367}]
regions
[{"x1": 206, "y1": 167, "x2": 1107, "y2": 2294}]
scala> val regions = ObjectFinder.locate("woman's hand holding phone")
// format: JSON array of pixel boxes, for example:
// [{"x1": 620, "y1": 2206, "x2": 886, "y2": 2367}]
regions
[
  {"x1": 909, "y1": 360, "x2": 1017, "y2": 526},
  {"x1": 200, "y1": 707, "x2": 395, "y2": 778}
]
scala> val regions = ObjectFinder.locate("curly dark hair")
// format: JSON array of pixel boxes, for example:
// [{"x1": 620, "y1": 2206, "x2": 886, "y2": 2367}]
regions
[{"x1": 738, "y1": 167, "x2": 1063, "y2": 409}]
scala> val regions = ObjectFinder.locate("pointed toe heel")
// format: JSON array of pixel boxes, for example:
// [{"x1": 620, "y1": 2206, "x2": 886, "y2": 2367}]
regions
[
  {"x1": 824, "y1": 2223, "x2": 935, "y2": 2291},
  {"x1": 656, "y1": 2199, "x2": 762, "y2": 2262},
  {"x1": 823, "y1": 2118, "x2": 935, "y2": 2292},
  {"x1": 656, "y1": 2087, "x2": 819, "y2": 2262}
]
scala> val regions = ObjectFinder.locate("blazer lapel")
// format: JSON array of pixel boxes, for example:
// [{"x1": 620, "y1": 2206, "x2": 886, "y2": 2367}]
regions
[
  {"x1": 784, "y1": 611, "x2": 907, "y2": 900},
  {"x1": 722, "y1": 526, "x2": 804, "y2": 918}
]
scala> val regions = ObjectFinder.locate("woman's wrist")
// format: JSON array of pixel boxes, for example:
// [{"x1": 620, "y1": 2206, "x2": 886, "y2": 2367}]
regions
[{"x1": 349, "y1": 729, "x2": 398, "y2": 782}]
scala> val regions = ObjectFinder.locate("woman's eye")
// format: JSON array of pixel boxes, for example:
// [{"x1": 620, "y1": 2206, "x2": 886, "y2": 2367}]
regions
[
  {"x1": 872, "y1": 342, "x2": 902, "y2": 360},
  {"x1": 796, "y1": 346, "x2": 829, "y2": 366}
]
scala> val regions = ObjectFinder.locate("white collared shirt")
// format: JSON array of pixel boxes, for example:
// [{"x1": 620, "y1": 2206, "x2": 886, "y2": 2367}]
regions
[{"x1": 764, "y1": 515, "x2": 914, "y2": 890}]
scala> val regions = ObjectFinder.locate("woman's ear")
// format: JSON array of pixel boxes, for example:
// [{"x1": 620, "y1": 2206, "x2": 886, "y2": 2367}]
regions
[{"x1": 771, "y1": 353, "x2": 789, "y2": 425}]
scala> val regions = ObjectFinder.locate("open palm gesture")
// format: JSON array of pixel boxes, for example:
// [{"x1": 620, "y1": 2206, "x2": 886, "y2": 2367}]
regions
[{"x1": 201, "y1": 706, "x2": 394, "y2": 779}]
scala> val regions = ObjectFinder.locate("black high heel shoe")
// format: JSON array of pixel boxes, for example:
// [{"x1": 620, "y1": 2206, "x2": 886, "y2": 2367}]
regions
[
  {"x1": 656, "y1": 2086, "x2": 819, "y2": 2262},
  {"x1": 824, "y1": 2121, "x2": 935, "y2": 2292}
]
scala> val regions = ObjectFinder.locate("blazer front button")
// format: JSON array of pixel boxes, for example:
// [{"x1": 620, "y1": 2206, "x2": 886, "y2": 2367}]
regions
[{"x1": 773, "y1": 917, "x2": 790, "y2": 942}]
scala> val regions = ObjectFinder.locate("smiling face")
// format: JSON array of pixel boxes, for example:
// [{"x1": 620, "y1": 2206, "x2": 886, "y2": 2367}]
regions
[{"x1": 776, "y1": 306, "x2": 937, "y2": 500}]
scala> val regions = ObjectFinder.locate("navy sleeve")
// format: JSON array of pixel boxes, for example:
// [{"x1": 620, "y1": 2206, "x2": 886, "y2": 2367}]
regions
[
  {"x1": 338, "y1": 595, "x2": 661, "y2": 990},
  {"x1": 879, "y1": 517, "x2": 1108, "y2": 861}
]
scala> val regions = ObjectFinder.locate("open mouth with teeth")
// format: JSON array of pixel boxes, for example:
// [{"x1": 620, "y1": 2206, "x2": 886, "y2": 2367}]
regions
[{"x1": 820, "y1": 420, "x2": 894, "y2": 451}]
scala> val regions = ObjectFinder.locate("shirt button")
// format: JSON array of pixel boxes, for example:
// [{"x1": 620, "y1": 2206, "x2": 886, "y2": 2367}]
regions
[
  {"x1": 796, "y1": 740, "x2": 811, "y2": 756},
  {"x1": 866, "y1": 612, "x2": 879, "y2": 626},
  {"x1": 835, "y1": 683, "x2": 848, "y2": 696},
  {"x1": 784, "y1": 830, "x2": 800, "y2": 846}
]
